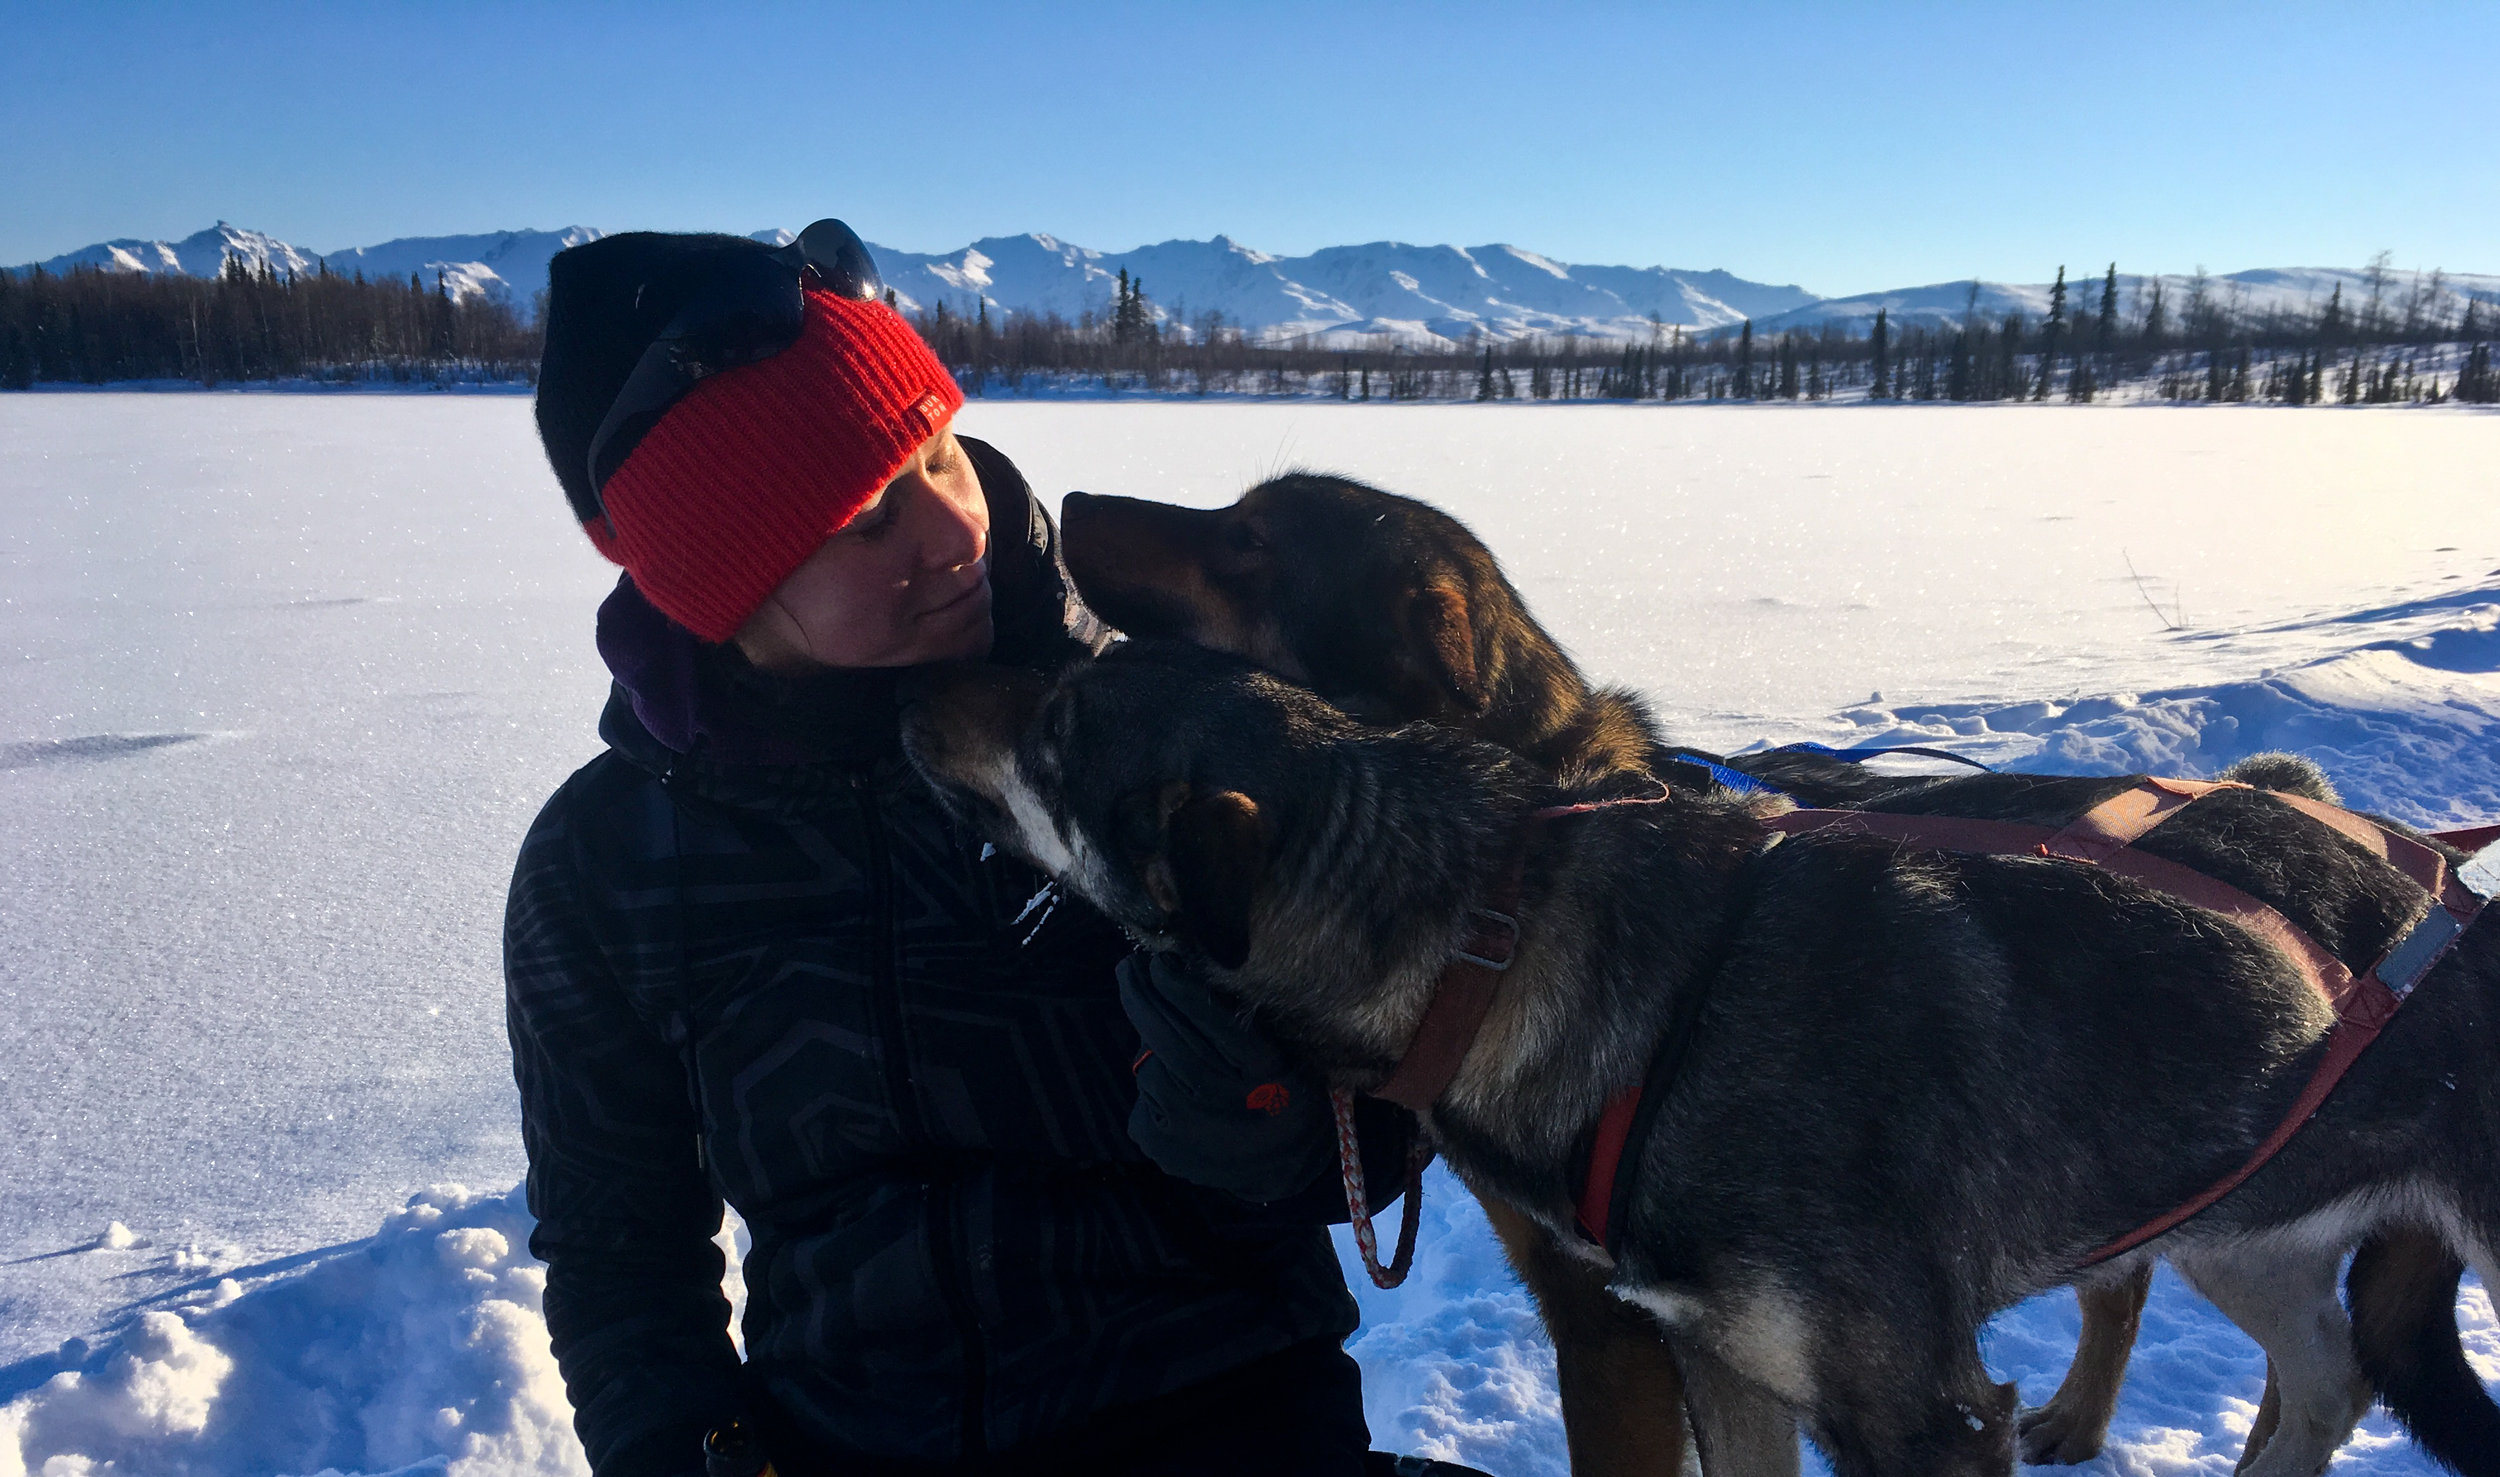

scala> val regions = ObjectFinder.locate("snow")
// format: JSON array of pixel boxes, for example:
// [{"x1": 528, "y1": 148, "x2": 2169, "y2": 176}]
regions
[
  {"x1": 1754, "y1": 267, "x2": 2500, "y2": 337},
  {"x1": 23, "y1": 222, "x2": 2490, "y2": 345},
  {"x1": 0, "y1": 1185, "x2": 578, "y2": 1477},
  {"x1": 15, "y1": 224, "x2": 322, "y2": 284},
  {"x1": 10, "y1": 223, "x2": 1819, "y2": 339},
  {"x1": 866, "y1": 233, "x2": 1818, "y2": 343},
  {"x1": 314, "y1": 230, "x2": 605, "y2": 316},
  {"x1": 8, "y1": 225, "x2": 603, "y2": 319},
  {"x1": 2, "y1": 397, "x2": 2494, "y2": 1476}
]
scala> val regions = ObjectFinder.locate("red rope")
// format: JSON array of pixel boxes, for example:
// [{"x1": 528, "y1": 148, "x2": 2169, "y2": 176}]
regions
[{"x1": 1332, "y1": 1087, "x2": 1429, "y2": 1289}]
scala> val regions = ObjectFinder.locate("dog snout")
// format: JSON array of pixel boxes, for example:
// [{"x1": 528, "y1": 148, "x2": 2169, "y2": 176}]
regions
[
  {"x1": 1061, "y1": 493, "x2": 1225, "y2": 639},
  {"x1": 899, "y1": 664, "x2": 1045, "y2": 799}
]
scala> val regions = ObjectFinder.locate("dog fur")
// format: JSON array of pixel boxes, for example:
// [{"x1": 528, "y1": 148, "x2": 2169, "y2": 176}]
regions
[
  {"x1": 1065, "y1": 476, "x2": 1797, "y2": 1476},
  {"x1": 901, "y1": 642, "x2": 2500, "y2": 1477},
  {"x1": 1057, "y1": 475, "x2": 2451, "y2": 1474}
]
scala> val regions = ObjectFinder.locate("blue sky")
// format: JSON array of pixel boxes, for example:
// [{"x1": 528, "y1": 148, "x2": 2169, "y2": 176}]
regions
[{"x1": 6, "y1": 0, "x2": 2494, "y2": 296}]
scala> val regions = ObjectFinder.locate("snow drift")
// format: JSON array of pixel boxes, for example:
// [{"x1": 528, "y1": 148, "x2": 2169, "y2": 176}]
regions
[
  {"x1": 8, "y1": 578, "x2": 2495, "y2": 1477},
  {"x1": 4, "y1": 399, "x2": 2495, "y2": 1476},
  {"x1": 0, "y1": 1186, "x2": 580, "y2": 1477}
]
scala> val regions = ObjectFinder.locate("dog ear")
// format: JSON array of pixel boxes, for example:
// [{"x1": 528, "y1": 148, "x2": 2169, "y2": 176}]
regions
[
  {"x1": 1406, "y1": 581, "x2": 1489, "y2": 715},
  {"x1": 1147, "y1": 785, "x2": 1268, "y2": 970}
]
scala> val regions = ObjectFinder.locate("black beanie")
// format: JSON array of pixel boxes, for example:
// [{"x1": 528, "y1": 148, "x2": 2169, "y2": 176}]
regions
[{"x1": 533, "y1": 231, "x2": 776, "y2": 525}]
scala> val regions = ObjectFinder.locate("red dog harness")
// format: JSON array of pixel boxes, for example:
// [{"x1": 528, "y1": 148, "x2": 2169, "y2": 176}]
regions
[
  {"x1": 1333, "y1": 793, "x2": 1663, "y2": 1287},
  {"x1": 1337, "y1": 780, "x2": 2495, "y2": 1274}
]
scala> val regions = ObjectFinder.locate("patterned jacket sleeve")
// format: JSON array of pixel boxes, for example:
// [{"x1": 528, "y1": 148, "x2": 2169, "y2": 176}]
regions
[{"x1": 505, "y1": 776, "x2": 743, "y2": 1477}]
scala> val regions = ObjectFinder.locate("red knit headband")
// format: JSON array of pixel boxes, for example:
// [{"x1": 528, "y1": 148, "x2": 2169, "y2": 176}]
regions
[{"x1": 584, "y1": 288, "x2": 965, "y2": 642}]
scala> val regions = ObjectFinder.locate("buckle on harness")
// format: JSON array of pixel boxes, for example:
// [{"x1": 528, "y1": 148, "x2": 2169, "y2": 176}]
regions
[
  {"x1": 1455, "y1": 907, "x2": 1521, "y2": 971},
  {"x1": 2378, "y1": 908, "x2": 2466, "y2": 1000}
]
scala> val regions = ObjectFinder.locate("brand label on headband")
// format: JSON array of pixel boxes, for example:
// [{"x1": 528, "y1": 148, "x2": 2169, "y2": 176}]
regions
[{"x1": 910, "y1": 392, "x2": 946, "y2": 434}]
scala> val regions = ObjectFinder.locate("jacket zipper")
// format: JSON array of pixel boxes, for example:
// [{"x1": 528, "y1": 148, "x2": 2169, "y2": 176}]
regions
[{"x1": 853, "y1": 771, "x2": 990, "y2": 1461}]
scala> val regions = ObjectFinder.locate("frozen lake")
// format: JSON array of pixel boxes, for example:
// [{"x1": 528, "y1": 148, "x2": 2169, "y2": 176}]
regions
[{"x1": 1, "y1": 394, "x2": 2494, "y2": 1475}]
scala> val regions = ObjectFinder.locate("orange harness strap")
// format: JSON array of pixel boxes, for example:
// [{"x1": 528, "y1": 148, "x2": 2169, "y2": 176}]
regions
[
  {"x1": 1375, "y1": 793, "x2": 1676, "y2": 1114},
  {"x1": 1578, "y1": 785, "x2": 2490, "y2": 1257},
  {"x1": 1752, "y1": 781, "x2": 2486, "y2": 1265},
  {"x1": 1351, "y1": 792, "x2": 1673, "y2": 1281},
  {"x1": 1387, "y1": 781, "x2": 2493, "y2": 1264}
]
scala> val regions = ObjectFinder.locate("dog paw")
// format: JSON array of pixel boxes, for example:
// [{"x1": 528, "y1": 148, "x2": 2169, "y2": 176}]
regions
[{"x1": 2015, "y1": 1402, "x2": 2108, "y2": 1466}]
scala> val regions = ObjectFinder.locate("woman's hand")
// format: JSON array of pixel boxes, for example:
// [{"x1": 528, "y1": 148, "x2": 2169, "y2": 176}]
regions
[{"x1": 1118, "y1": 953, "x2": 1335, "y2": 1203}]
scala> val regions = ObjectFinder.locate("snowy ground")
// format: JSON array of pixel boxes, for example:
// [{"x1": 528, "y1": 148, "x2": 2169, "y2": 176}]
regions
[{"x1": 1, "y1": 397, "x2": 2493, "y2": 1476}]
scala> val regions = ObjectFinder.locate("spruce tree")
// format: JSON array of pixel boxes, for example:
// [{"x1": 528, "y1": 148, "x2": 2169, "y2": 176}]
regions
[
  {"x1": 2035, "y1": 267, "x2": 2066, "y2": 401},
  {"x1": 1869, "y1": 308, "x2": 1890, "y2": 399},
  {"x1": 2096, "y1": 263, "x2": 2118, "y2": 367},
  {"x1": 1734, "y1": 320, "x2": 1754, "y2": 399}
]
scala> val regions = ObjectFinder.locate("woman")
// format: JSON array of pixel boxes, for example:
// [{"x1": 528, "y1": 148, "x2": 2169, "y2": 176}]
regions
[{"x1": 507, "y1": 224, "x2": 1433, "y2": 1477}]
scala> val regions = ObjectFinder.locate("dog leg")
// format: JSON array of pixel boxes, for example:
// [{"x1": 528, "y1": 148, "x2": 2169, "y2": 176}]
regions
[
  {"x1": 1679, "y1": 1346, "x2": 1800, "y2": 1477},
  {"x1": 2015, "y1": 1260, "x2": 2151, "y2": 1465},
  {"x1": 1481, "y1": 1198, "x2": 1690, "y2": 1475},
  {"x1": 2235, "y1": 1367, "x2": 2281, "y2": 1476},
  {"x1": 1686, "y1": 1287, "x2": 2011, "y2": 1477},
  {"x1": 2171, "y1": 1245, "x2": 2370, "y2": 1477},
  {"x1": 2349, "y1": 1226, "x2": 2500, "y2": 1477},
  {"x1": 1807, "y1": 1356, "x2": 2018, "y2": 1477}
]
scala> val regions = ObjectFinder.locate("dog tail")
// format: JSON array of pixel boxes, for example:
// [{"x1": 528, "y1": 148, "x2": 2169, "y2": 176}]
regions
[{"x1": 2348, "y1": 1225, "x2": 2500, "y2": 1476}]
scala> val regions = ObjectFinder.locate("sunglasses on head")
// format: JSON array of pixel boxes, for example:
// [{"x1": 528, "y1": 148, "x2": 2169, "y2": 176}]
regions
[{"x1": 584, "y1": 218, "x2": 886, "y2": 513}]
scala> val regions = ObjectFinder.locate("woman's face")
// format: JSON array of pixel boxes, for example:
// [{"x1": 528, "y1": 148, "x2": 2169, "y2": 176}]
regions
[{"x1": 733, "y1": 427, "x2": 994, "y2": 671}]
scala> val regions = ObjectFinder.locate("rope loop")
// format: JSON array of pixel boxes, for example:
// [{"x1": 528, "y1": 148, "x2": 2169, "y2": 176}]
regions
[{"x1": 1331, "y1": 1086, "x2": 1428, "y2": 1289}]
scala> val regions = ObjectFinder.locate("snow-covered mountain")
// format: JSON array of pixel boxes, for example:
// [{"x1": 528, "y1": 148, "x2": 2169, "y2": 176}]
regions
[
  {"x1": 25, "y1": 222, "x2": 323, "y2": 282},
  {"x1": 10, "y1": 223, "x2": 603, "y2": 318},
  {"x1": 316, "y1": 227, "x2": 604, "y2": 314},
  {"x1": 863, "y1": 233, "x2": 1819, "y2": 343},
  {"x1": 18, "y1": 223, "x2": 2496, "y2": 345},
  {"x1": 13, "y1": 223, "x2": 1816, "y2": 341},
  {"x1": 1754, "y1": 267, "x2": 2500, "y2": 337}
]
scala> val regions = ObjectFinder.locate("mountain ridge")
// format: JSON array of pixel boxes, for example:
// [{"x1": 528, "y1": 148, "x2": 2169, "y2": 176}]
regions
[{"x1": 14, "y1": 223, "x2": 2495, "y2": 346}]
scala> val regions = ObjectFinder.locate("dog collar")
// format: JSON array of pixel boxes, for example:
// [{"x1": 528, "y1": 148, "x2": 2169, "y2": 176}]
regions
[{"x1": 1371, "y1": 790, "x2": 1674, "y2": 1113}]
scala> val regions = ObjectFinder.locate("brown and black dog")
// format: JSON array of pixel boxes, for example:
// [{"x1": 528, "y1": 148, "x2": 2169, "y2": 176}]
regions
[
  {"x1": 1060, "y1": 477, "x2": 1742, "y2": 1475},
  {"x1": 900, "y1": 639, "x2": 2498, "y2": 1477},
  {"x1": 1052, "y1": 475, "x2": 2461, "y2": 1476}
]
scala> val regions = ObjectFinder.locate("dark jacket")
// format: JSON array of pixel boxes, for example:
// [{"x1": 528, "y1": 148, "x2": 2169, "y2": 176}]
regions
[{"x1": 505, "y1": 440, "x2": 1383, "y2": 1477}]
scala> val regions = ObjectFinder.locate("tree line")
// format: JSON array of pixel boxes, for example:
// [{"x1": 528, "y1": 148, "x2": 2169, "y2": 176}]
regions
[
  {"x1": 0, "y1": 257, "x2": 540, "y2": 388},
  {"x1": 6, "y1": 252, "x2": 2493, "y2": 407},
  {"x1": 907, "y1": 260, "x2": 2498, "y2": 406}
]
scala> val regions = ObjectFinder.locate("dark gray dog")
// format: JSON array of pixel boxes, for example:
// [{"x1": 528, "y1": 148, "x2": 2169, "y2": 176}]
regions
[{"x1": 902, "y1": 642, "x2": 2499, "y2": 1477}]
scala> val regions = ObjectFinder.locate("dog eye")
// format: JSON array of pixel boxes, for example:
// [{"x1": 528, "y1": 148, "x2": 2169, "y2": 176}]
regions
[{"x1": 1226, "y1": 522, "x2": 1266, "y2": 554}]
